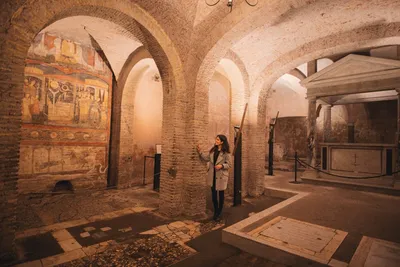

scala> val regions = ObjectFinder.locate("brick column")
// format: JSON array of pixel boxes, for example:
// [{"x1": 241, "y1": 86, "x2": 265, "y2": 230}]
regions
[
  {"x1": 323, "y1": 105, "x2": 332, "y2": 142},
  {"x1": 307, "y1": 96, "x2": 317, "y2": 167},
  {"x1": 158, "y1": 76, "x2": 190, "y2": 217},
  {"x1": 246, "y1": 93, "x2": 266, "y2": 197},
  {"x1": 0, "y1": 52, "x2": 24, "y2": 261}
]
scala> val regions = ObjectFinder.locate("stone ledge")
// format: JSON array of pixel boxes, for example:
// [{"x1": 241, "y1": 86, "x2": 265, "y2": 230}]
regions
[
  {"x1": 301, "y1": 176, "x2": 400, "y2": 196},
  {"x1": 223, "y1": 188, "x2": 308, "y2": 234}
]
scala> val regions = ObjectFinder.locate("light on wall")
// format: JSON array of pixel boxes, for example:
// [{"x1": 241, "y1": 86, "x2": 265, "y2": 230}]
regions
[{"x1": 205, "y1": 0, "x2": 258, "y2": 12}]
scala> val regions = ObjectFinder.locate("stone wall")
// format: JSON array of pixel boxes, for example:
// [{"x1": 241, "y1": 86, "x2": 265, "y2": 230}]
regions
[
  {"x1": 267, "y1": 117, "x2": 308, "y2": 160},
  {"x1": 356, "y1": 101, "x2": 397, "y2": 144},
  {"x1": 316, "y1": 101, "x2": 397, "y2": 145},
  {"x1": 269, "y1": 100, "x2": 397, "y2": 163},
  {"x1": 18, "y1": 32, "x2": 112, "y2": 193}
]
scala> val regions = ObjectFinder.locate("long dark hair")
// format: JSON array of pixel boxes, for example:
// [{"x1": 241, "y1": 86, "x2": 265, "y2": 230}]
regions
[{"x1": 210, "y1": 134, "x2": 230, "y2": 154}]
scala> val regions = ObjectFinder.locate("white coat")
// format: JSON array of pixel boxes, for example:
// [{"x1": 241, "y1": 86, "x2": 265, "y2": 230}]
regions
[{"x1": 199, "y1": 150, "x2": 231, "y2": 191}]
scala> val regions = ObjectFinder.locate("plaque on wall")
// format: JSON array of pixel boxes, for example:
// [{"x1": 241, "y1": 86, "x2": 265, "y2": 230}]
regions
[{"x1": 156, "y1": 144, "x2": 162, "y2": 154}]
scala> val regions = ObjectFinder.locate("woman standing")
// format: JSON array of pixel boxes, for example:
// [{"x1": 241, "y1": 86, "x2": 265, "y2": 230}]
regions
[{"x1": 197, "y1": 135, "x2": 231, "y2": 221}]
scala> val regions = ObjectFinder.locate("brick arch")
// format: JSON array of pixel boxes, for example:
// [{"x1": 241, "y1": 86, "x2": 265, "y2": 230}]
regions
[
  {"x1": 224, "y1": 50, "x2": 250, "y2": 98},
  {"x1": 4, "y1": 1, "x2": 183, "y2": 77},
  {"x1": 187, "y1": 0, "x2": 334, "y2": 198},
  {"x1": 248, "y1": 23, "x2": 400, "y2": 196},
  {"x1": 118, "y1": 60, "x2": 163, "y2": 187},
  {"x1": 110, "y1": 46, "x2": 153, "y2": 187},
  {"x1": 216, "y1": 55, "x2": 251, "y2": 195},
  {"x1": 0, "y1": 0, "x2": 187, "y2": 250},
  {"x1": 255, "y1": 22, "x2": 400, "y2": 124},
  {"x1": 188, "y1": 0, "x2": 313, "y2": 102}
]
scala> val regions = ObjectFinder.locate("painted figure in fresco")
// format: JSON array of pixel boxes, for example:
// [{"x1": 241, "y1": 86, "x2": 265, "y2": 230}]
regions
[
  {"x1": 73, "y1": 86, "x2": 83, "y2": 123},
  {"x1": 197, "y1": 135, "x2": 232, "y2": 221},
  {"x1": 23, "y1": 77, "x2": 44, "y2": 123},
  {"x1": 73, "y1": 85, "x2": 104, "y2": 127},
  {"x1": 45, "y1": 79, "x2": 75, "y2": 123},
  {"x1": 76, "y1": 86, "x2": 93, "y2": 124},
  {"x1": 60, "y1": 39, "x2": 77, "y2": 64},
  {"x1": 88, "y1": 99, "x2": 102, "y2": 127}
]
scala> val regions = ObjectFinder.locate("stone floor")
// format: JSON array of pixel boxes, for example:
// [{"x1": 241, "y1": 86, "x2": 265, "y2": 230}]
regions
[
  {"x1": 9, "y1": 171, "x2": 400, "y2": 267},
  {"x1": 13, "y1": 183, "x2": 283, "y2": 267},
  {"x1": 16, "y1": 185, "x2": 160, "y2": 231}
]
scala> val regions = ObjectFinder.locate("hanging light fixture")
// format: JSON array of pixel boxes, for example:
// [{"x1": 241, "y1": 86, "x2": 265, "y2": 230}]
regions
[{"x1": 205, "y1": 0, "x2": 258, "y2": 12}]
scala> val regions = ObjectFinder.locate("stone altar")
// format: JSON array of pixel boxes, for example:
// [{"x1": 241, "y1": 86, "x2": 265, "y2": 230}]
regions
[{"x1": 320, "y1": 143, "x2": 396, "y2": 177}]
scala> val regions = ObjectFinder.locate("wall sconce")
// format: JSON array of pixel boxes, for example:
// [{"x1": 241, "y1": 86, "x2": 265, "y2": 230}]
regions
[{"x1": 206, "y1": 0, "x2": 258, "y2": 12}]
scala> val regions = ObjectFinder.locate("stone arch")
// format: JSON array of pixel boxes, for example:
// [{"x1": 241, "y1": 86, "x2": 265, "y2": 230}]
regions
[
  {"x1": 288, "y1": 69, "x2": 306, "y2": 81},
  {"x1": 188, "y1": 0, "x2": 314, "y2": 115},
  {"x1": 249, "y1": 23, "x2": 400, "y2": 196},
  {"x1": 189, "y1": 0, "x2": 400, "y2": 197},
  {"x1": 111, "y1": 46, "x2": 153, "y2": 186},
  {"x1": 216, "y1": 56, "x2": 250, "y2": 195},
  {"x1": 0, "y1": 1, "x2": 187, "y2": 249},
  {"x1": 118, "y1": 56, "x2": 152, "y2": 187},
  {"x1": 208, "y1": 70, "x2": 231, "y2": 150},
  {"x1": 224, "y1": 50, "x2": 250, "y2": 98},
  {"x1": 254, "y1": 22, "x2": 400, "y2": 100}
]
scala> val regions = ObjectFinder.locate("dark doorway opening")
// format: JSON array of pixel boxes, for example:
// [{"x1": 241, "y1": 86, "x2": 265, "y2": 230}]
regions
[{"x1": 53, "y1": 180, "x2": 73, "y2": 193}]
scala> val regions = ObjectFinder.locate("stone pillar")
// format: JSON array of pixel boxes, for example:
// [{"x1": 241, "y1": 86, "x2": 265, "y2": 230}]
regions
[
  {"x1": 323, "y1": 105, "x2": 332, "y2": 142},
  {"x1": 307, "y1": 96, "x2": 317, "y2": 167},
  {"x1": 348, "y1": 123, "x2": 355, "y2": 143},
  {"x1": 307, "y1": 60, "x2": 317, "y2": 77},
  {"x1": 306, "y1": 60, "x2": 318, "y2": 166}
]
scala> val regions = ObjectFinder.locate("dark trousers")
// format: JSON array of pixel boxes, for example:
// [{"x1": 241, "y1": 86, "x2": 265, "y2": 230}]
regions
[{"x1": 211, "y1": 186, "x2": 225, "y2": 216}]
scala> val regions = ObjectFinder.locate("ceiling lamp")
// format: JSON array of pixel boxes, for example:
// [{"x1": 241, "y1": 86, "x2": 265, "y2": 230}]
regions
[{"x1": 205, "y1": 0, "x2": 258, "y2": 12}]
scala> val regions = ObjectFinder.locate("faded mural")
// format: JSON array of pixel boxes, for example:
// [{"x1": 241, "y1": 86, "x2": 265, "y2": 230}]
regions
[
  {"x1": 271, "y1": 117, "x2": 308, "y2": 160},
  {"x1": 268, "y1": 101, "x2": 397, "y2": 166},
  {"x1": 19, "y1": 32, "x2": 112, "y2": 193}
]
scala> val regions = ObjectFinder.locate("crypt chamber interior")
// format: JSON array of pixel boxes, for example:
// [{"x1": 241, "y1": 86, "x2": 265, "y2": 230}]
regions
[{"x1": 1, "y1": 0, "x2": 400, "y2": 266}]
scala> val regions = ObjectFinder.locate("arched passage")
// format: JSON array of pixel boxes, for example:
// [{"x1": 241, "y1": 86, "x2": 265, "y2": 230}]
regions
[
  {"x1": 190, "y1": 0, "x2": 400, "y2": 197},
  {"x1": 119, "y1": 58, "x2": 163, "y2": 187},
  {"x1": 216, "y1": 58, "x2": 249, "y2": 196},
  {"x1": 0, "y1": 1, "x2": 187, "y2": 253},
  {"x1": 252, "y1": 32, "x2": 400, "y2": 196}
]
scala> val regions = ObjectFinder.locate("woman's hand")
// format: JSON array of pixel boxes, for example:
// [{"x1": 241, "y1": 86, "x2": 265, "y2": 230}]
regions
[
  {"x1": 214, "y1": 164, "x2": 223, "y2": 170},
  {"x1": 196, "y1": 144, "x2": 201, "y2": 153}
]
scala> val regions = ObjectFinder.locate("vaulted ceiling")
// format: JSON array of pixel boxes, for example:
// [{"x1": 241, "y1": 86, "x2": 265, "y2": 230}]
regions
[{"x1": 8, "y1": 0, "x2": 400, "y2": 90}]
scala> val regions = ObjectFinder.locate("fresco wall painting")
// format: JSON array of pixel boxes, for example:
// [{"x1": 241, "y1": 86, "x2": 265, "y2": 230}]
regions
[{"x1": 19, "y1": 33, "x2": 112, "y2": 193}]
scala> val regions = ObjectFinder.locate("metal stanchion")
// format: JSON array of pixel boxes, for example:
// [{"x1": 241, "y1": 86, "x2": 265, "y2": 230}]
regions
[
  {"x1": 290, "y1": 151, "x2": 300, "y2": 184},
  {"x1": 153, "y1": 153, "x2": 161, "y2": 191},
  {"x1": 234, "y1": 126, "x2": 242, "y2": 206},
  {"x1": 295, "y1": 151, "x2": 297, "y2": 183}
]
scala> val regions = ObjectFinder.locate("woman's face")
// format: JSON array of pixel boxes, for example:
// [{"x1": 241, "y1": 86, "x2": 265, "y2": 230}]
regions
[{"x1": 215, "y1": 137, "x2": 223, "y2": 146}]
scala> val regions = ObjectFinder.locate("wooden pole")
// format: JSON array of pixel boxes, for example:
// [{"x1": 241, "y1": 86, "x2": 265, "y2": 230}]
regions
[{"x1": 233, "y1": 103, "x2": 248, "y2": 155}]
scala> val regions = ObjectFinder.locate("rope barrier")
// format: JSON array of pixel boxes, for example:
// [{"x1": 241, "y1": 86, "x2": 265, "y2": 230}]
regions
[{"x1": 296, "y1": 157, "x2": 400, "y2": 179}]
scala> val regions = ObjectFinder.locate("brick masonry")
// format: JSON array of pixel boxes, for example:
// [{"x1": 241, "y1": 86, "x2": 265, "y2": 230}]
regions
[{"x1": 1, "y1": 0, "x2": 400, "y2": 257}]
